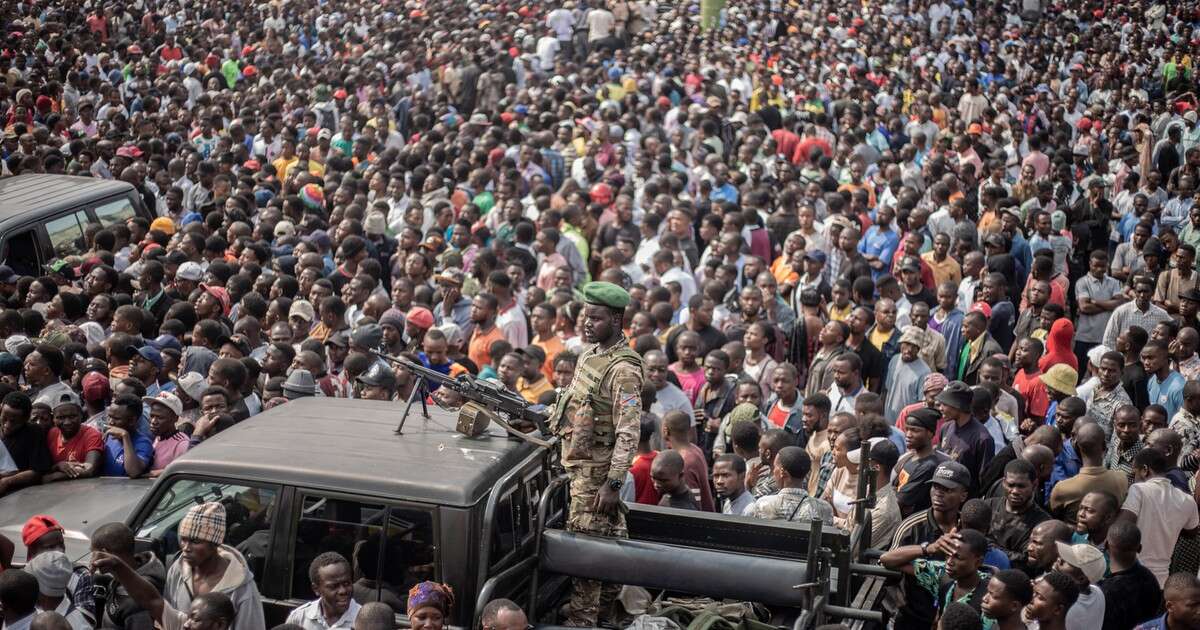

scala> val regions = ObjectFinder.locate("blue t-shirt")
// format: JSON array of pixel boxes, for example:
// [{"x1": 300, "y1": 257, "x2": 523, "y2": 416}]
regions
[{"x1": 101, "y1": 432, "x2": 154, "y2": 477}]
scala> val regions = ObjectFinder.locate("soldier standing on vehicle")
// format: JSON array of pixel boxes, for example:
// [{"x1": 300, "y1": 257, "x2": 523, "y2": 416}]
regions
[{"x1": 549, "y1": 282, "x2": 644, "y2": 627}]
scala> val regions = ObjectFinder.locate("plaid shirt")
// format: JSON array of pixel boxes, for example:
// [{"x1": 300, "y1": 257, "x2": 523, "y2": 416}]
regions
[
  {"x1": 541, "y1": 147, "x2": 565, "y2": 190},
  {"x1": 1105, "y1": 436, "x2": 1144, "y2": 484},
  {"x1": 813, "y1": 450, "x2": 835, "y2": 500}
]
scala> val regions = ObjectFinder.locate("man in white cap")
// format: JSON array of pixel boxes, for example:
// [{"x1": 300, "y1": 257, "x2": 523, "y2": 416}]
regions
[
  {"x1": 1053, "y1": 541, "x2": 1106, "y2": 629},
  {"x1": 145, "y1": 391, "x2": 188, "y2": 476},
  {"x1": 40, "y1": 390, "x2": 102, "y2": 484},
  {"x1": 27, "y1": 551, "x2": 89, "y2": 630}
]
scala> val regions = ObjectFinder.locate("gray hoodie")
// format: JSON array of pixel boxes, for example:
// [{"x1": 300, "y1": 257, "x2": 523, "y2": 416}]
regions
[{"x1": 163, "y1": 545, "x2": 265, "y2": 630}]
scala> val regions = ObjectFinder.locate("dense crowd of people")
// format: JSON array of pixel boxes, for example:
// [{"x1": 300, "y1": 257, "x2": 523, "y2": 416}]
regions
[{"x1": 1, "y1": 0, "x2": 1200, "y2": 627}]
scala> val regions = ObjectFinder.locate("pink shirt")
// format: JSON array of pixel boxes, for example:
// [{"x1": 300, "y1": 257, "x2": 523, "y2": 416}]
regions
[
  {"x1": 671, "y1": 364, "x2": 705, "y2": 405},
  {"x1": 1023, "y1": 151, "x2": 1050, "y2": 179},
  {"x1": 536, "y1": 253, "x2": 568, "y2": 291},
  {"x1": 152, "y1": 433, "x2": 190, "y2": 471}
]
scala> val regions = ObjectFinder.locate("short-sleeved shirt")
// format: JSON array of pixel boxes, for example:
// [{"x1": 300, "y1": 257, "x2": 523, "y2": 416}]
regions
[
  {"x1": 937, "y1": 418, "x2": 994, "y2": 490},
  {"x1": 894, "y1": 450, "x2": 950, "y2": 515},
  {"x1": 101, "y1": 432, "x2": 154, "y2": 477},
  {"x1": 912, "y1": 558, "x2": 991, "y2": 625},
  {"x1": 46, "y1": 425, "x2": 104, "y2": 464},
  {"x1": 1122, "y1": 477, "x2": 1200, "y2": 585},
  {"x1": 468, "y1": 325, "x2": 506, "y2": 369},
  {"x1": 1075, "y1": 274, "x2": 1124, "y2": 343},
  {"x1": 1101, "y1": 562, "x2": 1162, "y2": 630},
  {"x1": 152, "y1": 432, "x2": 190, "y2": 471}
]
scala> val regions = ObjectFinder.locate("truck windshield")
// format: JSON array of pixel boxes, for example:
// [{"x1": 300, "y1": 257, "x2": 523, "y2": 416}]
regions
[{"x1": 136, "y1": 477, "x2": 279, "y2": 588}]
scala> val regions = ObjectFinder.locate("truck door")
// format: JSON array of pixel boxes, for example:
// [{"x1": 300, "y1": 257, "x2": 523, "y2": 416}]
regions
[
  {"x1": 128, "y1": 476, "x2": 282, "y2": 598},
  {"x1": 274, "y1": 490, "x2": 438, "y2": 625}
]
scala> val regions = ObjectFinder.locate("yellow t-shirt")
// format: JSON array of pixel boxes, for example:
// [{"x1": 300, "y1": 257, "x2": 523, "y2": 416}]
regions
[{"x1": 869, "y1": 327, "x2": 893, "y2": 351}]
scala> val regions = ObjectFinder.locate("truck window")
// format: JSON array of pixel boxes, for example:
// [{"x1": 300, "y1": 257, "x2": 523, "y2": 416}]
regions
[
  {"x1": 94, "y1": 197, "x2": 137, "y2": 227},
  {"x1": 2, "y1": 229, "x2": 40, "y2": 277},
  {"x1": 135, "y1": 478, "x2": 279, "y2": 589},
  {"x1": 290, "y1": 494, "x2": 436, "y2": 615},
  {"x1": 44, "y1": 211, "x2": 91, "y2": 258}
]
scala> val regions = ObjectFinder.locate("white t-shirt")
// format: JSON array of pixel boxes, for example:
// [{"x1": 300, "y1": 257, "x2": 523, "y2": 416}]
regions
[
  {"x1": 536, "y1": 36, "x2": 561, "y2": 71},
  {"x1": 1122, "y1": 477, "x2": 1200, "y2": 585},
  {"x1": 586, "y1": 9, "x2": 615, "y2": 41},
  {"x1": 546, "y1": 8, "x2": 575, "y2": 40}
]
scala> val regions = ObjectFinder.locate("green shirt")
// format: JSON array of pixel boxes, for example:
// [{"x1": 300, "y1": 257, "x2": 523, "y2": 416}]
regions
[{"x1": 913, "y1": 558, "x2": 994, "y2": 630}]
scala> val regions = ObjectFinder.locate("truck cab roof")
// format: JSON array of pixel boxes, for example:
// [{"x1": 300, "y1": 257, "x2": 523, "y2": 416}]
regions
[
  {"x1": 166, "y1": 396, "x2": 542, "y2": 507},
  {"x1": 0, "y1": 174, "x2": 136, "y2": 227}
]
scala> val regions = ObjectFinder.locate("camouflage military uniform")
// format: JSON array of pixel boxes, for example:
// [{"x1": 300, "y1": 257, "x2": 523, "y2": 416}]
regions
[{"x1": 550, "y1": 336, "x2": 644, "y2": 626}]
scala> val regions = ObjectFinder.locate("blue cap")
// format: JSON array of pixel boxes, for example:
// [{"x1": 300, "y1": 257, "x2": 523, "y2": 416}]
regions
[
  {"x1": 804, "y1": 250, "x2": 828, "y2": 264},
  {"x1": 514, "y1": 104, "x2": 528, "y2": 115},
  {"x1": 608, "y1": 67, "x2": 622, "y2": 81},
  {"x1": 254, "y1": 189, "x2": 274, "y2": 207},
  {"x1": 129, "y1": 345, "x2": 164, "y2": 370},
  {"x1": 181, "y1": 212, "x2": 204, "y2": 226},
  {"x1": 151, "y1": 334, "x2": 182, "y2": 353}
]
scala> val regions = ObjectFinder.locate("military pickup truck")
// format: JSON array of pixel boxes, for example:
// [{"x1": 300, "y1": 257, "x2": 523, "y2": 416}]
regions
[{"x1": 6, "y1": 396, "x2": 892, "y2": 628}]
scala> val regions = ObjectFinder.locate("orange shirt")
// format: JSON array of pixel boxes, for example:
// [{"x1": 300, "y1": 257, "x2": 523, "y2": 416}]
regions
[
  {"x1": 533, "y1": 334, "x2": 565, "y2": 381},
  {"x1": 469, "y1": 325, "x2": 506, "y2": 369},
  {"x1": 771, "y1": 256, "x2": 799, "y2": 286}
]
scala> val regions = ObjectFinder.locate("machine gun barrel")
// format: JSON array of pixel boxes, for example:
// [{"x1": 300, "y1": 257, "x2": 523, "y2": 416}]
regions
[{"x1": 371, "y1": 350, "x2": 550, "y2": 435}]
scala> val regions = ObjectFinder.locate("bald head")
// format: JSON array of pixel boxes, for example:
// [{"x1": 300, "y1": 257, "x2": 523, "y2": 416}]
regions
[
  {"x1": 353, "y1": 603, "x2": 395, "y2": 630},
  {"x1": 1028, "y1": 424, "x2": 1063, "y2": 454},
  {"x1": 1148, "y1": 427, "x2": 1183, "y2": 462},
  {"x1": 1021, "y1": 443, "x2": 1055, "y2": 480},
  {"x1": 1033, "y1": 518, "x2": 1073, "y2": 543},
  {"x1": 1073, "y1": 422, "x2": 1106, "y2": 460},
  {"x1": 31, "y1": 613, "x2": 72, "y2": 630}
]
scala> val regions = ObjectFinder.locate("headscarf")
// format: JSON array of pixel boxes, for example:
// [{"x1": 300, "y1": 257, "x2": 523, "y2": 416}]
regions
[
  {"x1": 407, "y1": 581, "x2": 454, "y2": 617},
  {"x1": 1038, "y1": 318, "x2": 1079, "y2": 373}
]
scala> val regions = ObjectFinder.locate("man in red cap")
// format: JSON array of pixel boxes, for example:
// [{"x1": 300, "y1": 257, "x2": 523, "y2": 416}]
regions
[
  {"x1": 405, "y1": 306, "x2": 434, "y2": 352},
  {"x1": 21, "y1": 514, "x2": 96, "y2": 620}
]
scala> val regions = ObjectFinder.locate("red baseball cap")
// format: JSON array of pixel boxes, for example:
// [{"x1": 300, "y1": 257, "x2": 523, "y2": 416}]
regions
[
  {"x1": 406, "y1": 306, "x2": 434, "y2": 330},
  {"x1": 970, "y1": 301, "x2": 992, "y2": 318},
  {"x1": 22, "y1": 514, "x2": 63, "y2": 547}
]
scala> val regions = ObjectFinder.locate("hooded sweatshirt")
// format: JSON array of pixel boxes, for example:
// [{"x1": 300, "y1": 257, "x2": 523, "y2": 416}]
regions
[
  {"x1": 164, "y1": 545, "x2": 265, "y2": 630},
  {"x1": 101, "y1": 552, "x2": 166, "y2": 630},
  {"x1": 1038, "y1": 318, "x2": 1079, "y2": 373}
]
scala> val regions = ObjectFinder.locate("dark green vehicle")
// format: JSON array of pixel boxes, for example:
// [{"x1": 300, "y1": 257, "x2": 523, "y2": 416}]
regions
[
  {"x1": 116, "y1": 396, "x2": 889, "y2": 629},
  {"x1": 0, "y1": 174, "x2": 153, "y2": 276}
]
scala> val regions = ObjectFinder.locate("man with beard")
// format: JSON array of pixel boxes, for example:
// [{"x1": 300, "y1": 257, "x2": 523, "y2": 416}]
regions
[
  {"x1": 986, "y1": 459, "x2": 1051, "y2": 570},
  {"x1": 547, "y1": 282, "x2": 644, "y2": 626}
]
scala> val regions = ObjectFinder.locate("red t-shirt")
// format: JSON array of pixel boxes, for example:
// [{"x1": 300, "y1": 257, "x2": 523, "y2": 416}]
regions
[
  {"x1": 1013, "y1": 368, "x2": 1051, "y2": 419},
  {"x1": 630, "y1": 451, "x2": 661, "y2": 505},
  {"x1": 767, "y1": 401, "x2": 791, "y2": 429},
  {"x1": 46, "y1": 425, "x2": 104, "y2": 464}
]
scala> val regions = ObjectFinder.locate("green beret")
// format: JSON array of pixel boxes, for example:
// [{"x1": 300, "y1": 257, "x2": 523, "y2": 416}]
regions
[{"x1": 582, "y1": 281, "x2": 630, "y2": 309}]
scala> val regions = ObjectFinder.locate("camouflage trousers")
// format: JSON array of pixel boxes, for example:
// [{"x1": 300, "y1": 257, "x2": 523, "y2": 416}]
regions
[{"x1": 563, "y1": 465, "x2": 627, "y2": 627}]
